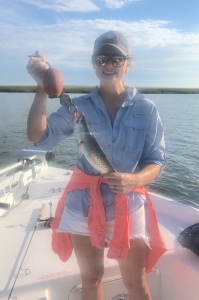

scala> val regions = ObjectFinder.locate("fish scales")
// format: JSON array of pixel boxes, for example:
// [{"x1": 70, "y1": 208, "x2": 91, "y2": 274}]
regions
[
  {"x1": 75, "y1": 113, "x2": 116, "y2": 174},
  {"x1": 84, "y1": 133, "x2": 115, "y2": 173}
]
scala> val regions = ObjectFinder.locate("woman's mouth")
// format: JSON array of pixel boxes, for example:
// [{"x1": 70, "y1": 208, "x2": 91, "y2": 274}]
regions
[{"x1": 103, "y1": 71, "x2": 116, "y2": 75}]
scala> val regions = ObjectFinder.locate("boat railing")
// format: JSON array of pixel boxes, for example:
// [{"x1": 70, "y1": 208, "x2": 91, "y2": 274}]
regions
[{"x1": 0, "y1": 149, "x2": 54, "y2": 215}]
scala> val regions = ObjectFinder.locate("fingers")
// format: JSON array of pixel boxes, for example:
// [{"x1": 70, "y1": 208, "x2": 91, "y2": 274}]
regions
[
  {"x1": 103, "y1": 172, "x2": 123, "y2": 184},
  {"x1": 108, "y1": 182, "x2": 130, "y2": 194},
  {"x1": 26, "y1": 57, "x2": 48, "y2": 74},
  {"x1": 103, "y1": 174, "x2": 124, "y2": 193},
  {"x1": 26, "y1": 56, "x2": 49, "y2": 85},
  {"x1": 103, "y1": 172, "x2": 137, "y2": 194}
]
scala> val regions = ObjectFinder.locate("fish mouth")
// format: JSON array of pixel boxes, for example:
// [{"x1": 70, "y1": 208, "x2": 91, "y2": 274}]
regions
[
  {"x1": 75, "y1": 112, "x2": 83, "y2": 123},
  {"x1": 74, "y1": 113, "x2": 89, "y2": 132}
]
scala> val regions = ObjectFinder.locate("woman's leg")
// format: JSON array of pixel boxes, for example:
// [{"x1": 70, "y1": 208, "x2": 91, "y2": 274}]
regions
[
  {"x1": 118, "y1": 238, "x2": 152, "y2": 300},
  {"x1": 70, "y1": 234, "x2": 104, "y2": 300}
]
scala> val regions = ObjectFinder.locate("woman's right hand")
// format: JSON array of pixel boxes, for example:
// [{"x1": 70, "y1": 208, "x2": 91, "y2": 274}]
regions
[{"x1": 26, "y1": 56, "x2": 49, "y2": 88}]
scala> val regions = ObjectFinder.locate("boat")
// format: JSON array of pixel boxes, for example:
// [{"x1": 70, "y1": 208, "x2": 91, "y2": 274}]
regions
[{"x1": 1, "y1": 149, "x2": 199, "y2": 300}]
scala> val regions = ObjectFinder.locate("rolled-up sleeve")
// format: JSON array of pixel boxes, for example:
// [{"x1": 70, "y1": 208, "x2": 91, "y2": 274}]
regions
[
  {"x1": 140, "y1": 104, "x2": 166, "y2": 168},
  {"x1": 34, "y1": 106, "x2": 74, "y2": 150}
]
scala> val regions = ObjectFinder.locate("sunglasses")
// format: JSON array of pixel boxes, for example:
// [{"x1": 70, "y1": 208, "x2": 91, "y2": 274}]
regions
[{"x1": 94, "y1": 55, "x2": 127, "y2": 67}]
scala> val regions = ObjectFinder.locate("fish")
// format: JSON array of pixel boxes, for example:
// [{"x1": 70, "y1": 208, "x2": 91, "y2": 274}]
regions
[{"x1": 74, "y1": 113, "x2": 116, "y2": 174}]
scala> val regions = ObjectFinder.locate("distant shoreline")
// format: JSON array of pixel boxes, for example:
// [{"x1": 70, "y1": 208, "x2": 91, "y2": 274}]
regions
[{"x1": 0, "y1": 85, "x2": 199, "y2": 94}]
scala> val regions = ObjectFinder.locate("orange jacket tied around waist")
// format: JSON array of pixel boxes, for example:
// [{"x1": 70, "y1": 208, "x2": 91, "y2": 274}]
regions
[{"x1": 51, "y1": 168, "x2": 167, "y2": 273}]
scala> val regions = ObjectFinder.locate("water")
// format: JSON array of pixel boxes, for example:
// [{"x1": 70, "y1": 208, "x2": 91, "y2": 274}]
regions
[{"x1": 0, "y1": 92, "x2": 199, "y2": 208}]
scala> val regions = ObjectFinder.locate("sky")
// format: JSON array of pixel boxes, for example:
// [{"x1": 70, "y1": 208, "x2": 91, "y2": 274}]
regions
[{"x1": 0, "y1": 0, "x2": 199, "y2": 88}]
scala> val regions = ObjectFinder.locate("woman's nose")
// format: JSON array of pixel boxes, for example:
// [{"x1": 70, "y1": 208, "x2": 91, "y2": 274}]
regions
[{"x1": 106, "y1": 59, "x2": 114, "y2": 68}]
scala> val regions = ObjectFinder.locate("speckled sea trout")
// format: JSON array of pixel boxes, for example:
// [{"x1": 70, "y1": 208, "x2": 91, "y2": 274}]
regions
[{"x1": 74, "y1": 113, "x2": 116, "y2": 174}]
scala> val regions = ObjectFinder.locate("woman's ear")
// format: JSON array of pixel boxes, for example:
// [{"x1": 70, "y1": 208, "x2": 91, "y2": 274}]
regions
[{"x1": 125, "y1": 59, "x2": 132, "y2": 73}]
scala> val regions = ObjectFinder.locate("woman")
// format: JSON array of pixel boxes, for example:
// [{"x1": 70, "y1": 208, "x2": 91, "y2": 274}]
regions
[{"x1": 27, "y1": 31, "x2": 166, "y2": 300}]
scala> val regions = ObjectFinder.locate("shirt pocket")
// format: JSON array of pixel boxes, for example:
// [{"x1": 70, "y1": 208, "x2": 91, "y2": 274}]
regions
[
  {"x1": 123, "y1": 117, "x2": 146, "y2": 153},
  {"x1": 84, "y1": 112, "x2": 106, "y2": 146}
]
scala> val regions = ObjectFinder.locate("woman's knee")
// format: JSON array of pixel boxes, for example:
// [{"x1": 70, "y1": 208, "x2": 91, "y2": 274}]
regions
[
  {"x1": 122, "y1": 273, "x2": 147, "y2": 290},
  {"x1": 81, "y1": 267, "x2": 104, "y2": 288},
  {"x1": 71, "y1": 234, "x2": 104, "y2": 288},
  {"x1": 119, "y1": 240, "x2": 150, "y2": 297}
]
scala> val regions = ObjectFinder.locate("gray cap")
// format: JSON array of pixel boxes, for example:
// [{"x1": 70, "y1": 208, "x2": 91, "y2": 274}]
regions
[{"x1": 93, "y1": 31, "x2": 129, "y2": 56}]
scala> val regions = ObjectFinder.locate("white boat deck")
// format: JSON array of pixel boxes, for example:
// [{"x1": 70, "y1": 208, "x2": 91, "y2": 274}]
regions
[{"x1": 1, "y1": 161, "x2": 199, "y2": 300}]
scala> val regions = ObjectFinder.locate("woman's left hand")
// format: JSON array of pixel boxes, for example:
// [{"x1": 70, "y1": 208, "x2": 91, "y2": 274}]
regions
[
  {"x1": 102, "y1": 172, "x2": 139, "y2": 194},
  {"x1": 103, "y1": 165, "x2": 161, "y2": 194}
]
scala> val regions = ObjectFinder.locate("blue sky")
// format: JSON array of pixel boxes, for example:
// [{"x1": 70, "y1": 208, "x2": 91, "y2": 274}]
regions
[{"x1": 0, "y1": 0, "x2": 199, "y2": 88}]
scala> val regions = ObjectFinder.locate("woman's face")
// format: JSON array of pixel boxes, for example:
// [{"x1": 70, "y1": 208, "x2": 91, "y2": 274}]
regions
[{"x1": 92, "y1": 46, "x2": 131, "y2": 86}]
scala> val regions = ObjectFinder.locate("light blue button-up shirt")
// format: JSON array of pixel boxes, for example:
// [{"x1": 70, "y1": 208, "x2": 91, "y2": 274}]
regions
[{"x1": 35, "y1": 87, "x2": 166, "y2": 221}]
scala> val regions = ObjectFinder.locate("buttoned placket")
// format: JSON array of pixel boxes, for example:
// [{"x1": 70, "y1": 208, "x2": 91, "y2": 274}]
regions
[
  {"x1": 91, "y1": 93, "x2": 114, "y2": 161},
  {"x1": 89, "y1": 89, "x2": 135, "y2": 168}
]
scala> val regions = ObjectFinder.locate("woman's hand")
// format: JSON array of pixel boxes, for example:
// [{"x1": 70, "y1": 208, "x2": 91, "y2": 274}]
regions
[
  {"x1": 103, "y1": 172, "x2": 139, "y2": 194},
  {"x1": 26, "y1": 56, "x2": 49, "y2": 88},
  {"x1": 103, "y1": 164, "x2": 161, "y2": 194}
]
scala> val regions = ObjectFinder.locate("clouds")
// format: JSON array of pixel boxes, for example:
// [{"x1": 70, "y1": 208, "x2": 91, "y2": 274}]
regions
[
  {"x1": 3, "y1": 0, "x2": 141, "y2": 12},
  {"x1": 103, "y1": 0, "x2": 140, "y2": 9},
  {"x1": 0, "y1": 0, "x2": 199, "y2": 87},
  {"x1": 9, "y1": 0, "x2": 100, "y2": 12},
  {"x1": 2, "y1": 18, "x2": 199, "y2": 65}
]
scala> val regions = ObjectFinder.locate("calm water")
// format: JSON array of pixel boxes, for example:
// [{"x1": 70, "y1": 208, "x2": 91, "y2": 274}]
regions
[{"x1": 0, "y1": 92, "x2": 199, "y2": 208}]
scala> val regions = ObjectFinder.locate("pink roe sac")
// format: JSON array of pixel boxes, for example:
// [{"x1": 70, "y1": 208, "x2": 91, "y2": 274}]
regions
[{"x1": 43, "y1": 68, "x2": 64, "y2": 98}]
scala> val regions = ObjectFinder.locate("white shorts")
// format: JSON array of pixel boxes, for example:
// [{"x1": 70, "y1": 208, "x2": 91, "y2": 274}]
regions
[{"x1": 57, "y1": 202, "x2": 150, "y2": 247}]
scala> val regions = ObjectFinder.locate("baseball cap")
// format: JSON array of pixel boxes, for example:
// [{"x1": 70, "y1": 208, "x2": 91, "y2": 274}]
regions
[{"x1": 93, "y1": 31, "x2": 129, "y2": 57}]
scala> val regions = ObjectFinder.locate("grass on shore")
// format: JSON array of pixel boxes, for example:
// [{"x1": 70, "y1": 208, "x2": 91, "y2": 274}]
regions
[{"x1": 0, "y1": 85, "x2": 199, "y2": 94}]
